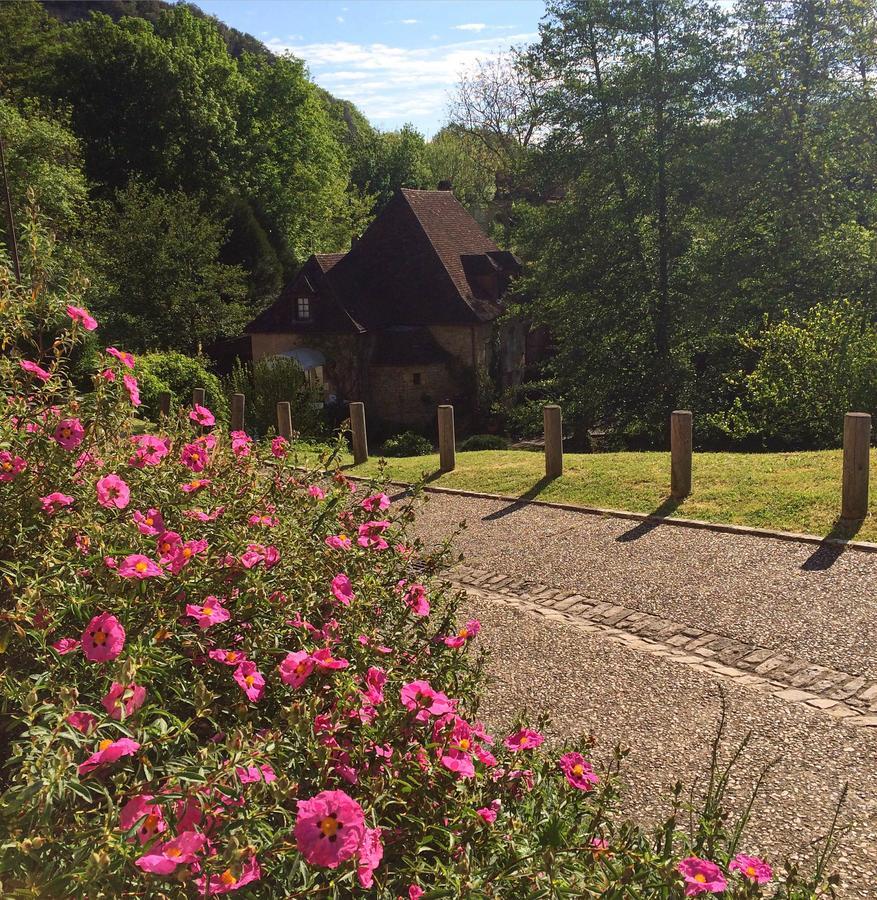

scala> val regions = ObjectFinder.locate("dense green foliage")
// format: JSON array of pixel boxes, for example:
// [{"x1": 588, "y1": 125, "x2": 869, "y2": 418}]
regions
[
  {"x1": 137, "y1": 351, "x2": 228, "y2": 423},
  {"x1": 380, "y1": 431, "x2": 434, "y2": 458}
]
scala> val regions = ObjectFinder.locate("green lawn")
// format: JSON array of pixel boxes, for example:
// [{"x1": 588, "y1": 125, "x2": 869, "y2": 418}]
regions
[{"x1": 309, "y1": 447, "x2": 877, "y2": 542}]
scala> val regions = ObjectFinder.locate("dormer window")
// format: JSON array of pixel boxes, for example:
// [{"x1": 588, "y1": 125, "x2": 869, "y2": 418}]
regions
[{"x1": 296, "y1": 297, "x2": 311, "y2": 321}]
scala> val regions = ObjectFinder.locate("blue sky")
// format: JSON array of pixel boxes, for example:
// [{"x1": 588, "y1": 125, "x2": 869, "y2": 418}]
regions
[{"x1": 194, "y1": 0, "x2": 546, "y2": 134}]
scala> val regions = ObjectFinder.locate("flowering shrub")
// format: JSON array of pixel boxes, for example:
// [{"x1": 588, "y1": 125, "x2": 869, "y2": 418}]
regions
[{"x1": 0, "y1": 251, "x2": 841, "y2": 897}]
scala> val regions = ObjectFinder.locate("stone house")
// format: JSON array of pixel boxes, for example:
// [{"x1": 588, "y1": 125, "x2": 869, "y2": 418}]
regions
[{"x1": 243, "y1": 186, "x2": 523, "y2": 428}]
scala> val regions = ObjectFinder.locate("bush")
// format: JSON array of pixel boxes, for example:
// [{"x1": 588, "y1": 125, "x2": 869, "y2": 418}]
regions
[
  {"x1": 459, "y1": 433, "x2": 510, "y2": 451},
  {"x1": 227, "y1": 356, "x2": 323, "y2": 439},
  {"x1": 0, "y1": 239, "x2": 841, "y2": 897},
  {"x1": 138, "y1": 351, "x2": 228, "y2": 424},
  {"x1": 380, "y1": 430, "x2": 433, "y2": 457}
]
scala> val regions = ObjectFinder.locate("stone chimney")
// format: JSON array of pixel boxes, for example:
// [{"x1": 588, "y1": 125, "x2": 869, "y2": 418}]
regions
[{"x1": 351, "y1": 234, "x2": 359, "y2": 249}]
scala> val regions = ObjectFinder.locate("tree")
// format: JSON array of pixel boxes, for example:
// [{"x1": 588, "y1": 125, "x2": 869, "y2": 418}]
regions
[
  {"x1": 90, "y1": 181, "x2": 247, "y2": 352},
  {"x1": 0, "y1": 0, "x2": 59, "y2": 99},
  {"x1": 424, "y1": 127, "x2": 497, "y2": 220}
]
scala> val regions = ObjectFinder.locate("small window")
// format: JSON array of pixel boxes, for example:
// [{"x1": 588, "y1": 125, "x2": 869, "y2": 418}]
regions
[
  {"x1": 296, "y1": 297, "x2": 311, "y2": 321},
  {"x1": 412, "y1": 372, "x2": 422, "y2": 386}
]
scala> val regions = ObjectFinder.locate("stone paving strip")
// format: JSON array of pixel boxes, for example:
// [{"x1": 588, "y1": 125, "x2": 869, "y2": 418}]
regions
[{"x1": 446, "y1": 564, "x2": 877, "y2": 724}]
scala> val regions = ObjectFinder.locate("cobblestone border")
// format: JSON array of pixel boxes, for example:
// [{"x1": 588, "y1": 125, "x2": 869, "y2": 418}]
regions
[{"x1": 447, "y1": 564, "x2": 877, "y2": 727}]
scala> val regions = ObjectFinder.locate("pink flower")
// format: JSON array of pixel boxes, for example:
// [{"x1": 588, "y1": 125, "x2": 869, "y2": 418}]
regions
[
  {"x1": 248, "y1": 512, "x2": 278, "y2": 527},
  {"x1": 166, "y1": 538, "x2": 207, "y2": 574},
  {"x1": 189, "y1": 404, "x2": 215, "y2": 427},
  {"x1": 356, "y1": 827, "x2": 383, "y2": 888},
  {"x1": 279, "y1": 650, "x2": 315, "y2": 688},
  {"x1": 100, "y1": 368, "x2": 115, "y2": 382},
  {"x1": 134, "y1": 831, "x2": 206, "y2": 874},
  {"x1": 361, "y1": 492, "x2": 390, "y2": 513},
  {"x1": 209, "y1": 648, "x2": 247, "y2": 666},
  {"x1": 729, "y1": 854, "x2": 772, "y2": 884},
  {"x1": 120, "y1": 794, "x2": 166, "y2": 844},
  {"x1": 363, "y1": 666, "x2": 386, "y2": 705},
  {"x1": 558, "y1": 752, "x2": 599, "y2": 791},
  {"x1": 19, "y1": 359, "x2": 51, "y2": 382},
  {"x1": 133, "y1": 507, "x2": 165, "y2": 535},
  {"x1": 311, "y1": 648, "x2": 349, "y2": 671},
  {"x1": 270, "y1": 435, "x2": 288, "y2": 457},
  {"x1": 123, "y1": 374, "x2": 141, "y2": 407},
  {"x1": 101, "y1": 681, "x2": 147, "y2": 720},
  {"x1": 400, "y1": 680, "x2": 453, "y2": 722},
  {"x1": 331, "y1": 573, "x2": 355, "y2": 606},
  {"x1": 180, "y1": 441, "x2": 209, "y2": 472},
  {"x1": 308, "y1": 484, "x2": 326, "y2": 500},
  {"x1": 440, "y1": 719, "x2": 478, "y2": 778},
  {"x1": 443, "y1": 618, "x2": 481, "y2": 648},
  {"x1": 181, "y1": 478, "x2": 210, "y2": 493},
  {"x1": 52, "y1": 637, "x2": 80, "y2": 654},
  {"x1": 81, "y1": 612, "x2": 125, "y2": 662},
  {"x1": 402, "y1": 582, "x2": 430, "y2": 617},
  {"x1": 66, "y1": 710, "x2": 97, "y2": 734},
  {"x1": 66, "y1": 304, "x2": 98, "y2": 331},
  {"x1": 185, "y1": 506, "x2": 224, "y2": 522},
  {"x1": 236, "y1": 764, "x2": 276, "y2": 784},
  {"x1": 53, "y1": 418, "x2": 85, "y2": 450},
  {"x1": 476, "y1": 807, "x2": 497, "y2": 823},
  {"x1": 409, "y1": 887, "x2": 425, "y2": 900},
  {"x1": 156, "y1": 531, "x2": 181, "y2": 559},
  {"x1": 118, "y1": 554, "x2": 163, "y2": 579},
  {"x1": 504, "y1": 728, "x2": 544, "y2": 752},
  {"x1": 186, "y1": 596, "x2": 230, "y2": 630},
  {"x1": 198, "y1": 854, "x2": 262, "y2": 895},
  {"x1": 234, "y1": 661, "x2": 265, "y2": 702},
  {"x1": 231, "y1": 430, "x2": 252, "y2": 457},
  {"x1": 678, "y1": 858, "x2": 728, "y2": 896},
  {"x1": 96, "y1": 473, "x2": 130, "y2": 509},
  {"x1": 358, "y1": 520, "x2": 390, "y2": 550},
  {"x1": 78, "y1": 737, "x2": 140, "y2": 776},
  {"x1": 106, "y1": 347, "x2": 135, "y2": 368},
  {"x1": 40, "y1": 491, "x2": 74, "y2": 515},
  {"x1": 129, "y1": 435, "x2": 168, "y2": 468},
  {"x1": 325, "y1": 534, "x2": 352, "y2": 550},
  {"x1": 294, "y1": 790, "x2": 366, "y2": 869},
  {"x1": 0, "y1": 451, "x2": 26, "y2": 482}
]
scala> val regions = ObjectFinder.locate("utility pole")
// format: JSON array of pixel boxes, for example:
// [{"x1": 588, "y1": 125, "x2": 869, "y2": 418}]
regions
[{"x1": 0, "y1": 131, "x2": 21, "y2": 283}]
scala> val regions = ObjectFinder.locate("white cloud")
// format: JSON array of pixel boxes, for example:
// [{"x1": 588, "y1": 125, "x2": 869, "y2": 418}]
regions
[
  {"x1": 454, "y1": 23, "x2": 487, "y2": 32},
  {"x1": 336, "y1": 15, "x2": 345, "y2": 23},
  {"x1": 401, "y1": 18, "x2": 418, "y2": 25}
]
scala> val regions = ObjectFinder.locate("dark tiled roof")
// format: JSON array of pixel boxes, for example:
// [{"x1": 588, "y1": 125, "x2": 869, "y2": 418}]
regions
[{"x1": 370, "y1": 327, "x2": 452, "y2": 366}]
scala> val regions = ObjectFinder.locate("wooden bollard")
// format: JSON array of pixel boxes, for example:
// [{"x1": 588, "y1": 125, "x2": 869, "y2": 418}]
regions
[
  {"x1": 276, "y1": 402, "x2": 293, "y2": 440},
  {"x1": 157, "y1": 391, "x2": 171, "y2": 417},
  {"x1": 231, "y1": 393, "x2": 245, "y2": 432},
  {"x1": 544, "y1": 404, "x2": 563, "y2": 478},
  {"x1": 192, "y1": 387, "x2": 205, "y2": 408},
  {"x1": 438, "y1": 404, "x2": 455, "y2": 472},
  {"x1": 670, "y1": 410, "x2": 693, "y2": 499},
  {"x1": 841, "y1": 412, "x2": 871, "y2": 520},
  {"x1": 350, "y1": 402, "x2": 368, "y2": 465}
]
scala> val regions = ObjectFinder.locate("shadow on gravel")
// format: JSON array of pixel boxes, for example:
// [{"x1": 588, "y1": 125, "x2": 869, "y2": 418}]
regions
[
  {"x1": 615, "y1": 496, "x2": 681, "y2": 543},
  {"x1": 801, "y1": 517, "x2": 864, "y2": 571},
  {"x1": 481, "y1": 476, "x2": 553, "y2": 521}
]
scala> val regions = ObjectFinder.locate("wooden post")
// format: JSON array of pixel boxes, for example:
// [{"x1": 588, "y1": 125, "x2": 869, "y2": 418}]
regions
[
  {"x1": 841, "y1": 412, "x2": 871, "y2": 520},
  {"x1": 192, "y1": 387, "x2": 205, "y2": 408},
  {"x1": 276, "y1": 402, "x2": 293, "y2": 440},
  {"x1": 438, "y1": 404, "x2": 456, "y2": 472},
  {"x1": 230, "y1": 393, "x2": 245, "y2": 432},
  {"x1": 350, "y1": 402, "x2": 368, "y2": 465},
  {"x1": 670, "y1": 410, "x2": 693, "y2": 499},
  {"x1": 157, "y1": 392, "x2": 171, "y2": 417},
  {"x1": 544, "y1": 404, "x2": 563, "y2": 478}
]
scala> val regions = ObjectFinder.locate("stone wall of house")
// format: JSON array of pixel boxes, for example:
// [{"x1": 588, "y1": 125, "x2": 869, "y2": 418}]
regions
[
  {"x1": 428, "y1": 324, "x2": 494, "y2": 370},
  {"x1": 367, "y1": 363, "x2": 456, "y2": 427}
]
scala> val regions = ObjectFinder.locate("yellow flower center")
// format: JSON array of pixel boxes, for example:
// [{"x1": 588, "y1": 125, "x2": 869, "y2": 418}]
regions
[
  {"x1": 319, "y1": 815, "x2": 339, "y2": 838},
  {"x1": 135, "y1": 561, "x2": 148, "y2": 573},
  {"x1": 572, "y1": 764, "x2": 584, "y2": 776},
  {"x1": 220, "y1": 870, "x2": 236, "y2": 886},
  {"x1": 746, "y1": 866, "x2": 756, "y2": 877},
  {"x1": 338, "y1": 534, "x2": 348, "y2": 542},
  {"x1": 2, "y1": 461, "x2": 11, "y2": 471},
  {"x1": 201, "y1": 606, "x2": 213, "y2": 616},
  {"x1": 145, "y1": 517, "x2": 153, "y2": 526},
  {"x1": 189, "y1": 481, "x2": 200, "y2": 489},
  {"x1": 143, "y1": 814, "x2": 159, "y2": 832},
  {"x1": 694, "y1": 874, "x2": 707, "y2": 883},
  {"x1": 245, "y1": 675, "x2": 255, "y2": 687},
  {"x1": 166, "y1": 847, "x2": 182, "y2": 859},
  {"x1": 94, "y1": 630, "x2": 107, "y2": 645},
  {"x1": 183, "y1": 547, "x2": 192, "y2": 558},
  {"x1": 458, "y1": 628, "x2": 468, "y2": 638},
  {"x1": 295, "y1": 663, "x2": 307, "y2": 675},
  {"x1": 61, "y1": 427, "x2": 71, "y2": 439},
  {"x1": 458, "y1": 738, "x2": 470, "y2": 751},
  {"x1": 98, "y1": 739, "x2": 113, "y2": 751},
  {"x1": 225, "y1": 651, "x2": 238, "y2": 662}
]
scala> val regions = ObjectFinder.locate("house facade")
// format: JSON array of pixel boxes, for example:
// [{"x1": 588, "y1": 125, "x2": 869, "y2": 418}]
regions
[{"x1": 244, "y1": 186, "x2": 523, "y2": 428}]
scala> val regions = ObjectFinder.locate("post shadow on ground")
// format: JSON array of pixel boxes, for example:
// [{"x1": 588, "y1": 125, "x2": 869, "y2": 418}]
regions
[
  {"x1": 615, "y1": 496, "x2": 682, "y2": 543},
  {"x1": 481, "y1": 475, "x2": 555, "y2": 521},
  {"x1": 801, "y1": 517, "x2": 864, "y2": 571}
]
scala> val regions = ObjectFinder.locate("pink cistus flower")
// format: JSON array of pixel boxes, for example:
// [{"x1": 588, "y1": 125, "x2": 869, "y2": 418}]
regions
[
  {"x1": 729, "y1": 854, "x2": 772, "y2": 884},
  {"x1": 0, "y1": 451, "x2": 26, "y2": 482},
  {"x1": 401, "y1": 581, "x2": 430, "y2": 617},
  {"x1": 186, "y1": 595, "x2": 230, "y2": 630},
  {"x1": 357, "y1": 520, "x2": 390, "y2": 550},
  {"x1": 134, "y1": 831, "x2": 206, "y2": 874},
  {"x1": 101, "y1": 681, "x2": 147, "y2": 720},
  {"x1": 198, "y1": 854, "x2": 262, "y2": 895},
  {"x1": 166, "y1": 538, "x2": 207, "y2": 575},
  {"x1": 294, "y1": 789, "x2": 366, "y2": 869},
  {"x1": 96, "y1": 473, "x2": 130, "y2": 509},
  {"x1": 234, "y1": 661, "x2": 265, "y2": 702},
  {"x1": 65, "y1": 304, "x2": 98, "y2": 331},
  {"x1": 279, "y1": 650, "x2": 315, "y2": 688},
  {"x1": 409, "y1": 887, "x2": 425, "y2": 900},
  {"x1": 331, "y1": 573, "x2": 355, "y2": 606},
  {"x1": 558, "y1": 752, "x2": 599, "y2": 791},
  {"x1": 53, "y1": 418, "x2": 85, "y2": 450},
  {"x1": 237, "y1": 764, "x2": 277, "y2": 784},
  {"x1": 181, "y1": 478, "x2": 210, "y2": 493},
  {"x1": 40, "y1": 492, "x2": 74, "y2": 515},
  {"x1": 476, "y1": 807, "x2": 497, "y2": 824},
  {"x1": 67, "y1": 710, "x2": 97, "y2": 734},
  {"x1": 362, "y1": 666, "x2": 386, "y2": 705},
  {"x1": 81, "y1": 612, "x2": 125, "y2": 662},
  {"x1": 129, "y1": 435, "x2": 169, "y2": 468},
  {"x1": 504, "y1": 728, "x2": 544, "y2": 752},
  {"x1": 118, "y1": 554, "x2": 163, "y2": 579},
  {"x1": 106, "y1": 347, "x2": 135, "y2": 369},
  {"x1": 270, "y1": 435, "x2": 288, "y2": 457},
  {"x1": 677, "y1": 857, "x2": 728, "y2": 896},
  {"x1": 52, "y1": 637, "x2": 80, "y2": 654},
  {"x1": 156, "y1": 531, "x2": 181, "y2": 559},
  {"x1": 308, "y1": 484, "x2": 326, "y2": 500},
  {"x1": 443, "y1": 618, "x2": 481, "y2": 648},
  {"x1": 133, "y1": 507, "x2": 165, "y2": 535},
  {"x1": 400, "y1": 680, "x2": 453, "y2": 722},
  {"x1": 120, "y1": 794, "x2": 166, "y2": 845},
  {"x1": 231, "y1": 430, "x2": 252, "y2": 457},
  {"x1": 180, "y1": 441, "x2": 209, "y2": 472},
  {"x1": 311, "y1": 648, "x2": 349, "y2": 671},
  {"x1": 189, "y1": 404, "x2": 215, "y2": 427},
  {"x1": 123, "y1": 374, "x2": 141, "y2": 407},
  {"x1": 356, "y1": 826, "x2": 383, "y2": 888},
  {"x1": 19, "y1": 359, "x2": 52, "y2": 382},
  {"x1": 78, "y1": 737, "x2": 140, "y2": 776},
  {"x1": 325, "y1": 533, "x2": 352, "y2": 550},
  {"x1": 209, "y1": 648, "x2": 246, "y2": 666},
  {"x1": 360, "y1": 492, "x2": 390, "y2": 513}
]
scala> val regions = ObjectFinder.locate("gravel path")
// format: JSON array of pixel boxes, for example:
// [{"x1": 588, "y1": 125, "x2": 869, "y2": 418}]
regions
[{"x1": 404, "y1": 492, "x2": 877, "y2": 897}]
